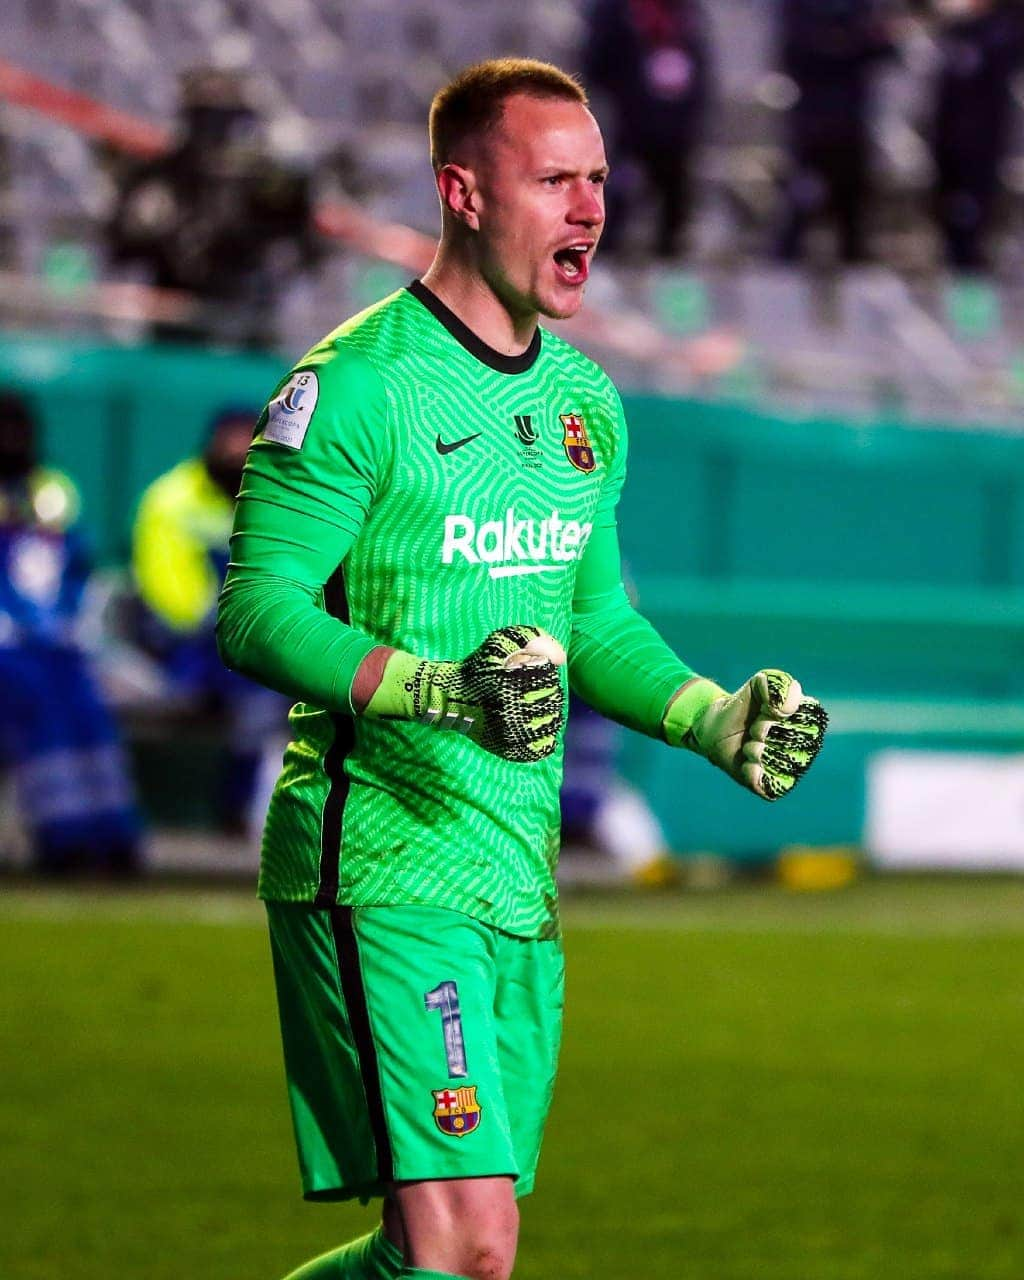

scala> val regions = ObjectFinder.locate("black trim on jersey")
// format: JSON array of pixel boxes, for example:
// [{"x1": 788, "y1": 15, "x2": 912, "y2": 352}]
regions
[
  {"x1": 328, "y1": 906, "x2": 395, "y2": 1183},
  {"x1": 315, "y1": 563, "x2": 354, "y2": 906},
  {"x1": 407, "y1": 279, "x2": 541, "y2": 374},
  {"x1": 323, "y1": 561, "x2": 350, "y2": 623}
]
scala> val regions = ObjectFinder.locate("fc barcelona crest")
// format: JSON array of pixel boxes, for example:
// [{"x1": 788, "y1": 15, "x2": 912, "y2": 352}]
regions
[
  {"x1": 559, "y1": 413, "x2": 596, "y2": 473},
  {"x1": 432, "y1": 1085, "x2": 482, "y2": 1138}
]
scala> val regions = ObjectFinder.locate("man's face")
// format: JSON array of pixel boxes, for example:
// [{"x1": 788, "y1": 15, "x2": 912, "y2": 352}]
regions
[{"x1": 469, "y1": 95, "x2": 607, "y2": 323}]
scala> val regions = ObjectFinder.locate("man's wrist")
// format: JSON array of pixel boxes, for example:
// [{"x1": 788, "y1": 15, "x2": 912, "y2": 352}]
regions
[
  {"x1": 356, "y1": 647, "x2": 417, "y2": 717},
  {"x1": 661, "y1": 676, "x2": 727, "y2": 749}
]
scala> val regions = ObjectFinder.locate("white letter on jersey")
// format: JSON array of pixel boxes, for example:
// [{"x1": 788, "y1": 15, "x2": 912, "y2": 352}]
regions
[
  {"x1": 442, "y1": 515, "x2": 478, "y2": 563},
  {"x1": 558, "y1": 520, "x2": 582, "y2": 560},
  {"x1": 476, "y1": 520, "x2": 504, "y2": 564},
  {"x1": 263, "y1": 371, "x2": 319, "y2": 449},
  {"x1": 504, "y1": 508, "x2": 528, "y2": 560}
]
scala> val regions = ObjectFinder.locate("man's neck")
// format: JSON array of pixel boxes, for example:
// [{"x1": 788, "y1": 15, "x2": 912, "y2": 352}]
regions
[{"x1": 421, "y1": 253, "x2": 538, "y2": 357}]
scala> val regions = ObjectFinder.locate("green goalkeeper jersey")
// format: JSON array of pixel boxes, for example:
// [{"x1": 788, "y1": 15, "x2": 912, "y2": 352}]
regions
[{"x1": 220, "y1": 282, "x2": 692, "y2": 939}]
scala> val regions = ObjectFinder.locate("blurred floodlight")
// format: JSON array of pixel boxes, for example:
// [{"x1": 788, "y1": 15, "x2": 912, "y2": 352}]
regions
[
  {"x1": 755, "y1": 73, "x2": 799, "y2": 113},
  {"x1": 33, "y1": 481, "x2": 71, "y2": 526}
]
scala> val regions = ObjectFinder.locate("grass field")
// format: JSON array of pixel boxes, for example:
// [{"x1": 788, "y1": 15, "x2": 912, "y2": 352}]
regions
[{"x1": 2, "y1": 877, "x2": 1023, "y2": 1279}]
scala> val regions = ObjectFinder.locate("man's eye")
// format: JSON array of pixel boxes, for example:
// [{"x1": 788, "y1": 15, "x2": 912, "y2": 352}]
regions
[{"x1": 543, "y1": 176, "x2": 563, "y2": 187}]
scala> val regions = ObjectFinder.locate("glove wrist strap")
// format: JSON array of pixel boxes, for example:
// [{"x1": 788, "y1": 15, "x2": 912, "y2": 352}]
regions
[
  {"x1": 362, "y1": 650, "x2": 430, "y2": 720},
  {"x1": 662, "y1": 677, "x2": 727, "y2": 750}
]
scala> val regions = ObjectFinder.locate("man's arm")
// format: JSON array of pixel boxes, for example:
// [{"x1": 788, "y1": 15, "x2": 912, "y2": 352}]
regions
[
  {"x1": 568, "y1": 389, "x2": 697, "y2": 737},
  {"x1": 569, "y1": 392, "x2": 826, "y2": 800},
  {"x1": 569, "y1": 516, "x2": 697, "y2": 737},
  {"x1": 216, "y1": 352, "x2": 388, "y2": 713},
  {"x1": 217, "y1": 348, "x2": 566, "y2": 761},
  {"x1": 570, "y1": 512, "x2": 827, "y2": 800}
]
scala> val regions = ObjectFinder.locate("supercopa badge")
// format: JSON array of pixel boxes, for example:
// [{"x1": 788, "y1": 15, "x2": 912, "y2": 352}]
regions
[
  {"x1": 263, "y1": 370, "x2": 319, "y2": 449},
  {"x1": 432, "y1": 1086, "x2": 482, "y2": 1138}
]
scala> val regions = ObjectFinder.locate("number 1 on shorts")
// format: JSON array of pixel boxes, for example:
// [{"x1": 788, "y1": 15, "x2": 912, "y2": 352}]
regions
[{"x1": 424, "y1": 980, "x2": 468, "y2": 1078}]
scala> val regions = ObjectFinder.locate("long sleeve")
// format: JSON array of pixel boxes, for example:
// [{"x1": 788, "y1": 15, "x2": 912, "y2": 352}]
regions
[
  {"x1": 569, "y1": 390, "x2": 695, "y2": 737},
  {"x1": 216, "y1": 346, "x2": 390, "y2": 714}
]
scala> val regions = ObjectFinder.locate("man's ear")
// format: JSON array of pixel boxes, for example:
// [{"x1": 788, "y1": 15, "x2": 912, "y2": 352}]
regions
[{"x1": 436, "y1": 163, "x2": 481, "y2": 231}]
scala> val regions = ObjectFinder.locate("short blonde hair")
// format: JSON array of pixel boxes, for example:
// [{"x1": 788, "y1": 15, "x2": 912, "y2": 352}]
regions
[{"x1": 429, "y1": 58, "x2": 587, "y2": 171}]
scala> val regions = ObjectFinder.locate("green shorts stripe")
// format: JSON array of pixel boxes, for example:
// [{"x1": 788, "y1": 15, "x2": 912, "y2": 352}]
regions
[
  {"x1": 328, "y1": 905, "x2": 394, "y2": 1183},
  {"x1": 314, "y1": 720, "x2": 350, "y2": 906},
  {"x1": 314, "y1": 563, "x2": 353, "y2": 906}
]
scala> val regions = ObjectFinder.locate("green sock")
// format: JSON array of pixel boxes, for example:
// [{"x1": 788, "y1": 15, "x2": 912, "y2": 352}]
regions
[{"x1": 282, "y1": 1227, "x2": 403, "y2": 1279}]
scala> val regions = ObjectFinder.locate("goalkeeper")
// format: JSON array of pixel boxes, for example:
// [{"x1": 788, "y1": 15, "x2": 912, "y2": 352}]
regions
[{"x1": 217, "y1": 57, "x2": 825, "y2": 1280}]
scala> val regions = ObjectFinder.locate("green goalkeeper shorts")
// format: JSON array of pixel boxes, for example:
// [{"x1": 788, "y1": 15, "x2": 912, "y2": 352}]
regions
[{"x1": 265, "y1": 902, "x2": 564, "y2": 1203}]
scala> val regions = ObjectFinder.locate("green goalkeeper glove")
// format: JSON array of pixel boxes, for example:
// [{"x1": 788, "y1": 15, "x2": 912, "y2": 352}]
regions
[
  {"x1": 663, "y1": 669, "x2": 827, "y2": 801},
  {"x1": 362, "y1": 624, "x2": 566, "y2": 763}
]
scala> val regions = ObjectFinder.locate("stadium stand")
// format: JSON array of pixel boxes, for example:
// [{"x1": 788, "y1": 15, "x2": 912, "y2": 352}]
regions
[{"x1": 0, "y1": 1, "x2": 1023, "y2": 418}]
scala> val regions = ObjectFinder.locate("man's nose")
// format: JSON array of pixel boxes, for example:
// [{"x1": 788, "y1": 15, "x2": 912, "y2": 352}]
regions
[{"x1": 570, "y1": 182, "x2": 604, "y2": 227}]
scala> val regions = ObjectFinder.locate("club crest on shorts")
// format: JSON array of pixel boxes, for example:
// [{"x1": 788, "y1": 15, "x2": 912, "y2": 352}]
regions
[
  {"x1": 559, "y1": 413, "x2": 595, "y2": 473},
  {"x1": 432, "y1": 1086, "x2": 482, "y2": 1138}
]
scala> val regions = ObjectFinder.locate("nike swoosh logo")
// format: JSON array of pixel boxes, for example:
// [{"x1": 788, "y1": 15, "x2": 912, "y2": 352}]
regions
[{"x1": 436, "y1": 432, "x2": 481, "y2": 455}]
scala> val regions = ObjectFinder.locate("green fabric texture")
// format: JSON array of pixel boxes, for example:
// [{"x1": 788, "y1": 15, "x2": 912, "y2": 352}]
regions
[
  {"x1": 217, "y1": 339, "x2": 388, "y2": 713},
  {"x1": 281, "y1": 1228, "x2": 402, "y2": 1278},
  {"x1": 267, "y1": 902, "x2": 563, "y2": 1201},
  {"x1": 217, "y1": 568, "x2": 378, "y2": 713},
  {"x1": 398, "y1": 1271, "x2": 473, "y2": 1279},
  {"x1": 566, "y1": 412, "x2": 696, "y2": 735},
  {"x1": 219, "y1": 284, "x2": 700, "y2": 936},
  {"x1": 219, "y1": 287, "x2": 624, "y2": 935}
]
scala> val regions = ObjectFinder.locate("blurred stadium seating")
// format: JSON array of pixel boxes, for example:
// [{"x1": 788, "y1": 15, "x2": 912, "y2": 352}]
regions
[{"x1": 2, "y1": 1, "x2": 1024, "y2": 416}]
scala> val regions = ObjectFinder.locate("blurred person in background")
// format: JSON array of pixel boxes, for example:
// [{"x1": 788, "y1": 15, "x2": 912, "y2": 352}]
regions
[
  {"x1": 0, "y1": 391, "x2": 141, "y2": 875},
  {"x1": 561, "y1": 695, "x2": 680, "y2": 887},
  {"x1": 133, "y1": 406, "x2": 285, "y2": 833},
  {"x1": 582, "y1": 0, "x2": 712, "y2": 258},
  {"x1": 106, "y1": 68, "x2": 320, "y2": 346},
  {"x1": 929, "y1": 0, "x2": 1024, "y2": 270},
  {"x1": 775, "y1": 0, "x2": 898, "y2": 263}
]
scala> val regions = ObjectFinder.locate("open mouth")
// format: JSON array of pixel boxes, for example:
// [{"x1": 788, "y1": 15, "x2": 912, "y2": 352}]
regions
[{"x1": 552, "y1": 245, "x2": 591, "y2": 285}]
